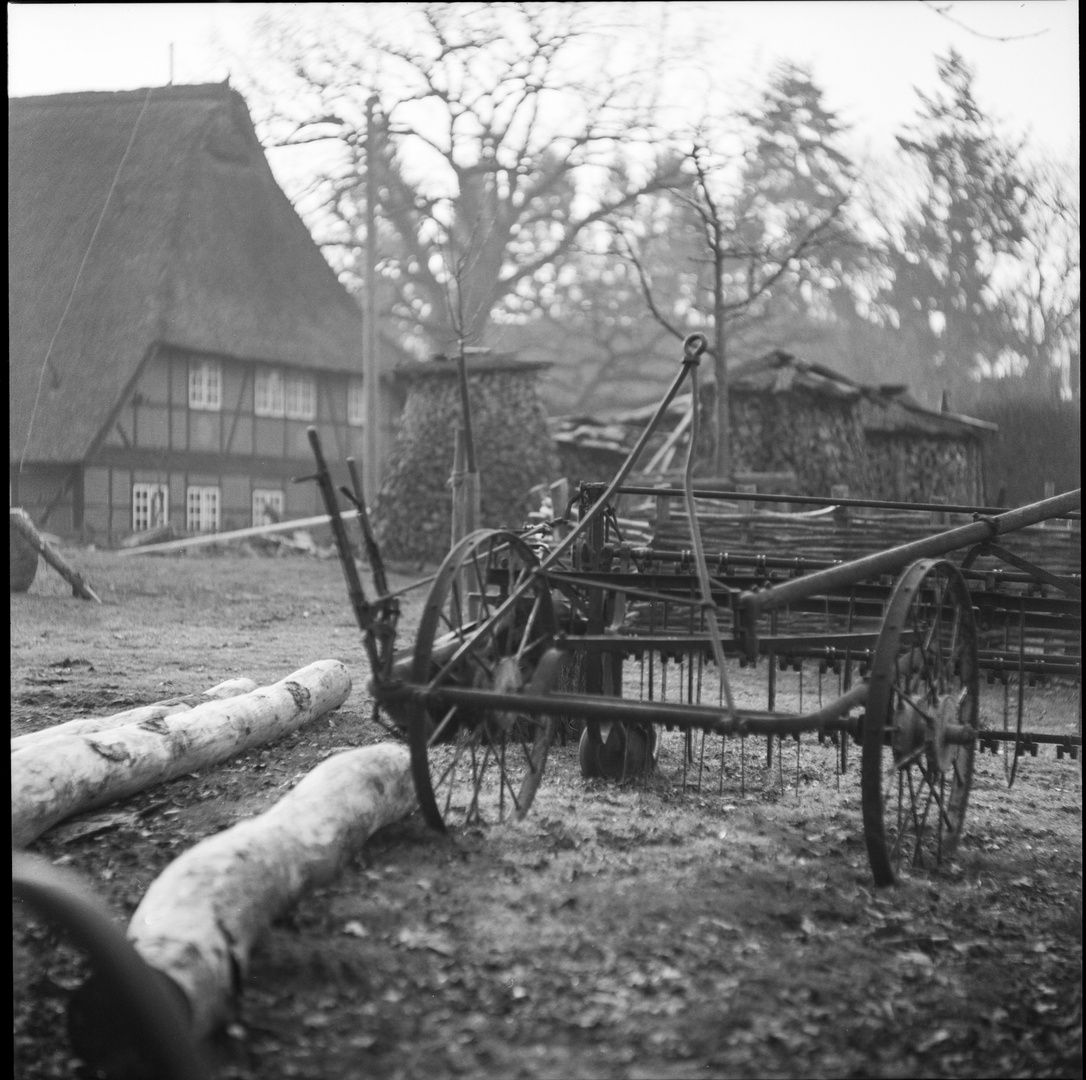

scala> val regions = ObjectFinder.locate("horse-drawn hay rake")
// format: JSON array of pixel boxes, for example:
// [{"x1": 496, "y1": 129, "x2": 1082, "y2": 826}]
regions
[{"x1": 310, "y1": 334, "x2": 1081, "y2": 888}]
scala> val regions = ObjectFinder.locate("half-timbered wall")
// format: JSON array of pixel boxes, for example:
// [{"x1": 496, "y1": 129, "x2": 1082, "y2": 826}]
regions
[{"x1": 76, "y1": 345, "x2": 368, "y2": 544}]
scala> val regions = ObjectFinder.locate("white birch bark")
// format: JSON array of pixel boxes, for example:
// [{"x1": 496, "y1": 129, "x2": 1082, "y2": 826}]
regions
[
  {"x1": 125, "y1": 743, "x2": 415, "y2": 1039},
  {"x1": 11, "y1": 678, "x2": 259, "y2": 754},
  {"x1": 11, "y1": 660, "x2": 351, "y2": 847}
]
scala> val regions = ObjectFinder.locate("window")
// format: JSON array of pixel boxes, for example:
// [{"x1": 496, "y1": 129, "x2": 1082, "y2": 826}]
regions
[
  {"x1": 254, "y1": 368, "x2": 284, "y2": 417},
  {"x1": 255, "y1": 368, "x2": 315, "y2": 419},
  {"x1": 347, "y1": 377, "x2": 365, "y2": 426},
  {"x1": 132, "y1": 483, "x2": 168, "y2": 532},
  {"x1": 186, "y1": 486, "x2": 220, "y2": 533},
  {"x1": 252, "y1": 489, "x2": 284, "y2": 527},
  {"x1": 284, "y1": 372, "x2": 316, "y2": 419},
  {"x1": 188, "y1": 360, "x2": 222, "y2": 410}
]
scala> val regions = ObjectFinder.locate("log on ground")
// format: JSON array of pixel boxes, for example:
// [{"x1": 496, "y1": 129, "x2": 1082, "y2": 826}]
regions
[
  {"x1": 69, "y1": 743, "x2": 415, "y2": 1062},
  {"x1": 11, "y1": 678, "x2": 259, "y2": 754},
  {"x1": 11, "y1": 660, "x2": 351, "y2": 848}
]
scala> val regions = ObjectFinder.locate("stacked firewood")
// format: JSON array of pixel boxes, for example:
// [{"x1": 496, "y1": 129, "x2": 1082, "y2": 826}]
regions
[{"x1": 374, "y1": 363, "x2": 562, "y2": 564}]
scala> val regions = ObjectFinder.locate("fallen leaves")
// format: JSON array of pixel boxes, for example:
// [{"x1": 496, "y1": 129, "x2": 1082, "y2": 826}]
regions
[{"x1": 395, "y1": 926, "x2": 457, "y2": 957}]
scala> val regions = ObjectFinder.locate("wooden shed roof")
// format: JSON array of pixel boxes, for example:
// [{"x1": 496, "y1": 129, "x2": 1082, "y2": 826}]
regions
[
  {"x1": 551, "y1": 349, "x2": 996, "y2": 452},
  {"x1": 9, "y1": 83, "x2": 367, "y2": 464},
  {"x1": 729, "y1": 351, "x2": 997, "y2": 437}
]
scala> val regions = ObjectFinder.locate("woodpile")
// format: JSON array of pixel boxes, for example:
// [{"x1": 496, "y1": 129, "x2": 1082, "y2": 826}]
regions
[
  {"x1": 730, "y1": 390, "x2": 872, "y2": 496},
  {"x1": 550, "y1": 352, "x2": 995, "y2": 506},
  {"x1": 866, "y1": 434, "x2": 985, "y2": 506},
  {"x1": 374, "y1": 358, "x2": 562, "y2": 564}
]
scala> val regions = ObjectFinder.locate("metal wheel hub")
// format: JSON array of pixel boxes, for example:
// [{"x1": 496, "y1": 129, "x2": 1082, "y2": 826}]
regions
[
  {"x1": 890, "y1": 697, "x2": 927, "y2": 765},
  {"x1": 489, "y1": 656, "x2": 525, "y2": 733},
  {"x1": 928, "y1": 691, "x2": 962, "y2": 773}
]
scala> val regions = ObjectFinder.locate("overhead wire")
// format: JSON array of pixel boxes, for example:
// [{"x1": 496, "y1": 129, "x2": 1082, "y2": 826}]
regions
[{"x1": 18, "y1": 85, "x2": 156, "y2": 477}]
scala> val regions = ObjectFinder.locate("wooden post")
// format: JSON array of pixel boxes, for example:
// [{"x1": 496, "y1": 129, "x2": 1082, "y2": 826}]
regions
[
  {"x1": 450, "y1": 427, "x2": 481, "y2": 617},
  {"x1": 450, "y1": 427, "x2": 480, "y2": 548},
  {"x1": 830, "y1": 484, "x2": 850, "y2": 528},
  {"x1": 550, "y1": 478, "x2": 570, "y2": 542},
  {"x1": 655, "y1": 487, "x2": 672, "y2": 528},
  {"x1": 362, "y1": 93, "x2": 382, "y2": 505},
  {"x1": 9, "y1": 508, "x2": 100, "y2": 601}
]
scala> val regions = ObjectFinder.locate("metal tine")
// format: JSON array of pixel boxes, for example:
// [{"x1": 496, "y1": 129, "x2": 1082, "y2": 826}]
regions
[{"x1": 718, "y1": 658, "x2": 727, "y2": 795}]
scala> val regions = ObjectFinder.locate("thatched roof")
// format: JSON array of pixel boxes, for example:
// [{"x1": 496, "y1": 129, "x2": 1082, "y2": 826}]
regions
[{"x1": 9, "y1": 83, "x2": 367, "y2": 464}]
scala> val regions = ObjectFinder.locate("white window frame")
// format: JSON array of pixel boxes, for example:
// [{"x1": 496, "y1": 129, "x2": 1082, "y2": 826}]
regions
[
  {"x1": 284, "y1": 371, "x2": 316, "y2": 420},
  {"x1": 186, "y1": 485, "x2": 220, "y2": 533},
  {"x1": 132, "y1": 483, "x2": 169, "y2": 532},
  {"x1": 254, "y1": 368, "x2": 285, "y2": 417},
  {"x1": 188, "y1": 360, "x2": 222, "y2": 411},
  {"x1": 252, "y1": 488, "x2": 284, "y2": 527},
  {"x1": 347, "y1": 376, "x2": 366, "y2": 426}
]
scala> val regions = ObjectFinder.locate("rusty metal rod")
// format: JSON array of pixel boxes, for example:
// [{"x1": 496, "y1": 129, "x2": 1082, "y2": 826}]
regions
[
  {"x1": 565, "y1": 632, "x2": 883, "y2": 654},
  {"x1": 681, "y1": 340, "x2": 736, "y2": 719},
  {"x1": 975, "y1": 729, "x2": 1082, "y2": 746},
  {"x1": 412, "y1": 680, "x2": 868, "y2": 738},
  {"x1": 740, "y1": 488, "x2": 1081, "y2": 620}
]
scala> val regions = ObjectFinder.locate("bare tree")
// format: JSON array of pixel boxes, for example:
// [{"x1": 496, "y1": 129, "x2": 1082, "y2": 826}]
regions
[
  {"x1": 998, "y1": 156, "x2": 1080, "y2": 399},
  {"x1": 616, "y1": 65, "x2": 864, "y2": 475},
  {"x1": 234, "y1": 2, "x2": 682, "y2": 356}
]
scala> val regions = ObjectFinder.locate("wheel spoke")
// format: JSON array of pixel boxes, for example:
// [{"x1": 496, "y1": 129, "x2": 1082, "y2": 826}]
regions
[
  {"x1": 432, "y1": 728, "x2": 472, "y2": 790},
  {"x1": 466, "y1": 740, "x2": 493, "y2": 824},
  {"x1": 427, "y1": 705, "x2": 461, "y2": 748},
  {"x1": 893, "y1": 687, "x2": 939, "y2": 727},
  {"x1": 514, "y1": 593, "x2": 545, "y2": 664},
  {"x1": 409, "y1": 530, "x2": 556, "y2": 832},
  {"x1": 863, "y1": 560, "x2": 977, "y2": 885},
  {"x1": 500, "y1": 750, "x2": 525, "y2": 814}
]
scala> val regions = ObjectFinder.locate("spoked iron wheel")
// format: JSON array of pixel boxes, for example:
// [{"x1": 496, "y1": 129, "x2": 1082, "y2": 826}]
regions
[
  {"x1": 409, "y1": 529, "x2": 559, "y2": 832},
  {"x1": 862, "y1": 559, "x2": 979, "y2": 886},
  {"x1": 13, "y1": 851, "x2": 204, "y2": 1080}
]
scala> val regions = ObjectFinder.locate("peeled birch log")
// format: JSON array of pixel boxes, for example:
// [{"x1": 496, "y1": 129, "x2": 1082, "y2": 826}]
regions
[
  {"x1": 70, "y1": 743, "x2": 415, "y2": 1061},
  {"x1": 11, "y1": 660, "x2": 351, "y2": 848},
  {"x1": 11, "y1": 677, "x2": 259, "y2": 754}
]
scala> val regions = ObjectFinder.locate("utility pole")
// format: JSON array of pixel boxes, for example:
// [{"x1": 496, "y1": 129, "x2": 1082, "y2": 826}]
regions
[
  {"x1": 712, "y1": 224, "x2": 731, "y2": 480},
  {"x1": 362, "y1": 93, "x2": 381, "y2": 505}
]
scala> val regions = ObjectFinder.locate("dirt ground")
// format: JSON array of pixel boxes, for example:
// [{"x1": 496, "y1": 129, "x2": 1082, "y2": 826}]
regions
[{"x1": 11, "y1": 546, "x2": 1083, "y2": 1080}]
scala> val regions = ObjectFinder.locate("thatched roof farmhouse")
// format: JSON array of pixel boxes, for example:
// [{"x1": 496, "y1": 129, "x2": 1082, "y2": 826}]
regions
[{"x1": 9, "y1": 82, "x2": 400, "y2": 543}]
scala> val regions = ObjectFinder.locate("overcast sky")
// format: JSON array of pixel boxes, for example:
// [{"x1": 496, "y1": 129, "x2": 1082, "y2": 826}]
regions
[{"x1": 6, "y1": 1, "x2": 1080, "y2": 163}]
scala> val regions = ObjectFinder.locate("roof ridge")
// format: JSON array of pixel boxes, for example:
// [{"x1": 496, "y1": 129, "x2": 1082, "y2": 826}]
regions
[{"x1": 10, "y1": 82, "x2": 234, "y2": 107}]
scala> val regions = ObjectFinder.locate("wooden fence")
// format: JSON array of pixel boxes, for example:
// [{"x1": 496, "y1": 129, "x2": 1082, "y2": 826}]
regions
[{"x1": 642, "y1": 497, "x2": 1081, "y2": 579}]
